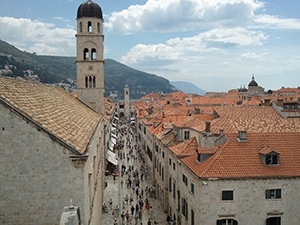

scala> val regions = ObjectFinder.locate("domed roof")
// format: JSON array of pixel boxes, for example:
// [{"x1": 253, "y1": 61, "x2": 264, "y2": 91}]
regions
[
  {"x1": 248, "y1": 75, "x2": 258, "y2": 87},
  {"x1": 77, "y1": 0, "x2": 103, "y2": 19}
]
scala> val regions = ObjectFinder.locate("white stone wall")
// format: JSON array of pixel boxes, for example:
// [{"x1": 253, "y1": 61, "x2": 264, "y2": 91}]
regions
[
  {"x1": 0, "y1": 104, "x2": 85, "y2": 225},
  {"x1": 82, "y1": 118, "x2": 105, "y2": 225},
  {"x1": 0, "y1": 104, "x2": 105, "y2": 225},
  {"x1": 178, "y1": 161, "x2": 300, "y2": 225}
]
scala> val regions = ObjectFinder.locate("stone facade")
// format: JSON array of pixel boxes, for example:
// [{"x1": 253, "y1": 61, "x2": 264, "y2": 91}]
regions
[
  {"x1": 177, "y1": 161, "x2": 300, "y2": 225},
  {"x1": 0, "y1": 102, "x2": 105, "y2": 225},
  {"x1": 76, "y1": 4, "x2": 104, "y2": 114}
]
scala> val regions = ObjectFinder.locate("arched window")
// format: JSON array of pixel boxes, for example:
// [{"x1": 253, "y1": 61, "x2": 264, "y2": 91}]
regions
[
  {"x1": 84, "y1": 48, "x2": 89, "y2": 60},
  {"x1": 97, "y1": 22, "x2": 100, "y2": 33},
  {"x1": 79, "y1": 22, "x2": 82, "y2": 33},
  {"x1": 85, "y1": 76, "x2": 88, "y2": 88},
  {"x1": 88, "y1": 21, "x2": 92, "y2": 32},
  {"x1": 93, "y1": 76, "x2": 96, "y2": 88},
  {"x1": 89, "y1": 76, "x2": 92, "y2": 88},
  {"x1": 92, "y1": 48, "x2": 97, "y2": 60}
]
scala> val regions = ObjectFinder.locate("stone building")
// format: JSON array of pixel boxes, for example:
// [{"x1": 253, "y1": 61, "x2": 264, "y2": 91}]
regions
[
  {"x1": 0, "y1": 1, "x2": 107, "y2": 224},
  {"x1": 115, "y1": 85, "x2": 135, "y2": 119},
  {"x1": 76, "y1": 0, "x2": 104, "y2": 114},
  {"x1": 134, "y1": 92, "x2": 300, "y2": 225},
  {"x1": 248, "y1": 75, "x2": 264, "y2": 96},
  {"x1": 0, "y1": 77, "x2": 105, "y2": 225}
]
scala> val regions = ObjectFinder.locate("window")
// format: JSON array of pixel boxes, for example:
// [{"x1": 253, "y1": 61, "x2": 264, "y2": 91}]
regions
[
  {"x1": 162, "y1": 166, "x2": 164, "y2": 181},
  {"x1": 79, "y1": 22, "x2": 82, "y2": 33},
  {"x1": 182, "y1": 174, "x2": 188, "y2": 186},
  {"x1": 216, "y1": 219, "x2": 238, "y2": 225},
  {"x1": 88, "y1": 21, "x2": 92, "y2": 32},
  {"x1": 91, "y1": 48, "x2": 97, "y2": 60},
  {"x1": 184, "y1": 130, "x2": 190, "y2": 140},
  {"x1": 84, "y1": 48, "x2": 89, "y2": 60},
  {"x1": 169, "y1": 158, "x2": 171, "y2": 165},
  {"x1": 159, "y1": 162, "x2": 161, "y2": 176},
  {"x1": 181, "y1": 198, "x2": 188, "y2": 219},
  {"x1": 190, "y1": 183, "x2": 194, "y2": 194},
  {"x1": 222, "y1": 190, "x2": 233, "y2": 201},
  {"x1": 265, "y1": 154, "x2": 279, "y2": 165},
  {"x1": 191, "y1": 209, "x2": 195, "y2": 225},
  {"x1": 169, "y1": 177, "x2": 172, "y2": 192},
  {"x1": 147, "y1": 146, "x2": 152, "y2": 161},
  {"x1": 97, "y1": 22, "x2": 100, "y2": 33},
  {"x1": 173, "y1": 183, "x2": 176, "y2": 199},
  {"x1": 162, "y1": 151, "x2": 165, "y2": 158},
  {"x1": 173, "y1": 162, "x2": 176, "y2": 170},
  {"x1": 265, "y1": 189, "x2": 281, "y2": 199},
  {"x1": 85, "y1": 76, "x2": 88, "y2": 88},
  {"x1": 266, "y1": 217, "x2": 281, "y2": 225},
  {"x1": 89, "y1": 76, "x2": 92, "y2": 88},
  {"x1": 92, "y1": 76, "x2": 96, "y2": 88}
]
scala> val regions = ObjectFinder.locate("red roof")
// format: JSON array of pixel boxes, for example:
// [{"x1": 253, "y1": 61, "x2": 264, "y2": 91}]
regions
[{"x1": 181, "y1": 132, "x2": 300, "y2": 179}]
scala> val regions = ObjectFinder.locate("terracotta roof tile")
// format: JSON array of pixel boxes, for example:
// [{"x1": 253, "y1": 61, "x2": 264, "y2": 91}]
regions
[
  {"x1": 209, "y1": 105, "x2": 300, "y2": 134},
  {"x1": 182, "y1": 133, "x2": 300, "y2": 179},
  {"x1": 169, "y1": 137, "x2": 198, "y2": 157},
  {"x1": 0, "y1": 76, "x2": 103, "y2": 154}
]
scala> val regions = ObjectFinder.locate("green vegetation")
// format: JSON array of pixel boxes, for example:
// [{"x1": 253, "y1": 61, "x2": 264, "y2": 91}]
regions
[{"x1": 0, "y1": 39, "x2": 177, "y2": 100}]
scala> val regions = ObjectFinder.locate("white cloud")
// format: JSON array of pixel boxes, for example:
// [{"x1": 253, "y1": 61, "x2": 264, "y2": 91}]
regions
[
  {"x1": 53, "y1": 17, "x2": 71, "y2": 23},
  {"x1": 0, "y1": 17, "x2": 76, "y2": 56},
  {"x1": 240, "y1": 52, "x2": 267, "y2": 59},
  {"x1": 106, "y1": 0, "x2": 264, "y2": 34},
  {"x1": 253, "y1": 15, "x2": 300, "y2": 30},
  {"x1": 121, "y1": 27, "x2": 267, "y2": 65},
  {"x1": 106, "y1": 0, "x2": 300, "y2": 34}
]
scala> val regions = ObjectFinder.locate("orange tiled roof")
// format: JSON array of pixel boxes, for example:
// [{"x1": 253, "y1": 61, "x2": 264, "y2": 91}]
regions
[
  {"x1": 210, "y1": 105, "x2": 300, "y2": 134},
  {"x1": 181, "y1": 132, "x2": 300, "y2": 179},
  {"x1": 169, "y1": 137, "x2": 198, "y2": 157},
  {"x1": 0, "y1": 76, "x2": 103, "y2": 154}
]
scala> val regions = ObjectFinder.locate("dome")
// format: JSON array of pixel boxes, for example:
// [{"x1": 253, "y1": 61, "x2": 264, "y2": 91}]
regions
[
  {"x1": 77, "y1": 0, "x2": 103, "y2": 19},
  {"x1": 248, "y1": 75, "x2": 258, "y2": 87}
]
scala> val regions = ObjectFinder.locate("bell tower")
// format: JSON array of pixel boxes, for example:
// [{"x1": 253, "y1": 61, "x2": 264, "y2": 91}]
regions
[
  {"x1": 76, "y1": 0, "x2": 104, "y2": 114},
  {"x1": 124, "y1": 85, "x2": 130, "y2": 118}
]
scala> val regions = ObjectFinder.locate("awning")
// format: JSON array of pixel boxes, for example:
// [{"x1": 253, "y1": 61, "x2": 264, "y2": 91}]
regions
[
  {"x1": 111, "y1": 137, "x2": 116, "y2": 145},
  {"x1": 111, "y1": 133, "x2": 117, "y2": 138},
  {"x1": 112, "y1": 122, "x2": 117, "y2": 127},
  {"x1": 109, "y1": 141, "x2": 114, "y2": 151},
  {"x1": 131, "y1": 117, "x2": 135, "y2": 121},
  {"x1": 114, "y1": 116, "x2": 119, "y2": 120},
  {"x1": 106, "y1": 150, "x2": 118, "y2": 165}
]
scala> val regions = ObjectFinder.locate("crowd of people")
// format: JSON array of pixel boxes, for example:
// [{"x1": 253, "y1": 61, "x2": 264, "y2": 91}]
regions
[{"x1": 104, "y1": 117, "x2": 165, "y2": 225}]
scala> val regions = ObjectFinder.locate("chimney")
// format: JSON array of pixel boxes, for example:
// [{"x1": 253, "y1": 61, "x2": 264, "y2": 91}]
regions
[
  {"x1": 205, "y1": 121, "x2": 211, "y2": 133},
  {"x1": 237, "y1": 130, "x2": 247, "y2": 142}
]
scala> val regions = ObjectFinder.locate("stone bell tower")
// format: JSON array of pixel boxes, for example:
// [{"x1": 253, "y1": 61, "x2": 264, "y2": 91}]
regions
[
  {"x1": 124, "y1": 85, "x2": 130, "y2": 118},
  {"x1": 76, "y1": 0, "x2": 104, "y2": 114}
]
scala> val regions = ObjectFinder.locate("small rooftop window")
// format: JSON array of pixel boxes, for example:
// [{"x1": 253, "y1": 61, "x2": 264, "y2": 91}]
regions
[
  {"x1": 265, "y1": 153, "x2": 279, "y2": 165},
  {"x1": 259, "y1": 148, "x2": 280, "y2": 166}
]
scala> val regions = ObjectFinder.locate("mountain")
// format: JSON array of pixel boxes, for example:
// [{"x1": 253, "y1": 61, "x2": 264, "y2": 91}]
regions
[
  {"x1": 0, "y1": 39, "x2": 177, "y2": 100},
  {"x1": 171, "y1": 81, "x2": 206, "y2": 95}
]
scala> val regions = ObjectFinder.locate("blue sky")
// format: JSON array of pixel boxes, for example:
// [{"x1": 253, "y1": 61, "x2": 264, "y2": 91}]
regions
[{"x1": 0, "y1": 0, "x2": 300, "y2": 92}]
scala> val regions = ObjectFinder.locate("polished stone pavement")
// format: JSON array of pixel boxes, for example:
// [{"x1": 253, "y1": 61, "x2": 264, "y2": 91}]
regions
[{"x1": 101, "y1": 126, "x2": 169, "y2": 225}]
